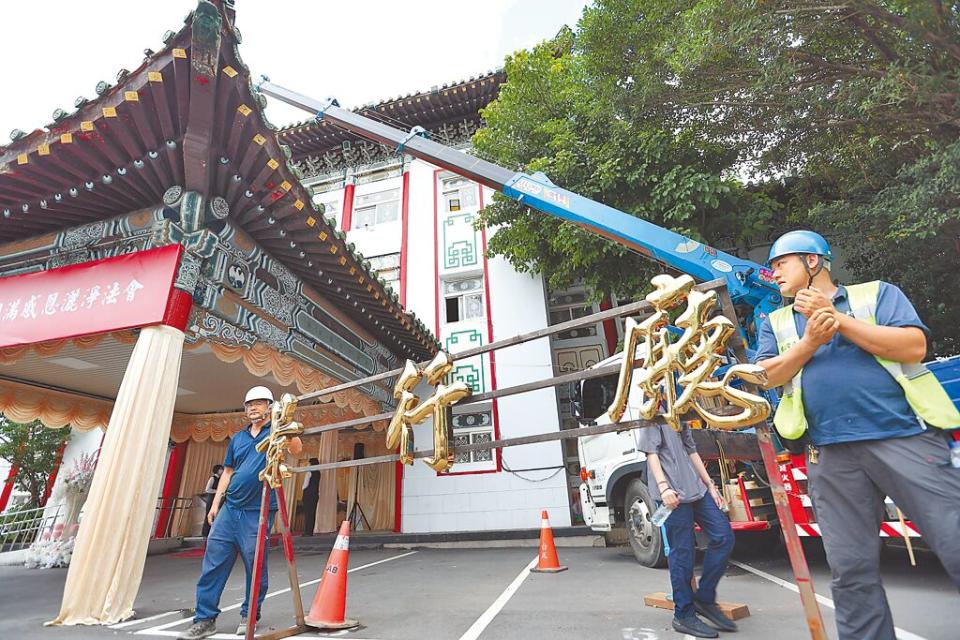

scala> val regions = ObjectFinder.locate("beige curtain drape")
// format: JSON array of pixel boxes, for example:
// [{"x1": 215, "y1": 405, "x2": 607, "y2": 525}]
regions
[
  {"x1": 50, "y1": 324, "x2": 185, "y2": 626},
  {"x1": 343, "y1": 464, "x2": 394, "y2": 531},
  {"x1": 0, "y1": 378, "x2": 113, "y2": 431},
  {"x1": 172, "y1": 440, "x2": 229, "y2": 537},
  {"x1": 314, "y1": 431, "x2": 339, "y2": 533},
  {"x1": 203, "y1": 342, "x2": 379, "y2": 416}
]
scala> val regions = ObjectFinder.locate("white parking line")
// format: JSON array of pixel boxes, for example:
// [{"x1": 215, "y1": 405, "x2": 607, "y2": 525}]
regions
[
  {"x1": 110, "y1": 610, "x2": 183, "y2": 629},
  {"x1": 135, "y1": 551, "x2": 418, "y2": 636},
  {"x1": 141, "y1": 632, "x2": 382, "y2": 640},
  {"x1": 458, "y1": 556, "x2": 538, "y2": 640},
  {"x1": 730, "y1": 560, "x2": 929, "y2": 640}
]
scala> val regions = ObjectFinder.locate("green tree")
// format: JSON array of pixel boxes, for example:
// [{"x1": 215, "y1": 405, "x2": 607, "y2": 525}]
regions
[
  {"x1": 473, "y1": 27, "x2": 777, "y2": 303},
  {"x1": 0, "y1": 417, "x2": 69, "y2": 508},
  {"x1": 477, "y1": 1, "x2": 959, "y2": 353}
]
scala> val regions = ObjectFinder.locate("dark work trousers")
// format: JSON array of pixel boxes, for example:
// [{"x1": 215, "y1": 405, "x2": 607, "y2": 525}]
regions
[
  {"x1": 301, "y1": 495, "x2": 318, "y2": 536},
  {"x1": 202, "y1": 493, "x2": 215, "y2": 537},
  {"x1": 807, "y1": 430, "x2": 960, "y2": 640},
  {"x1": 663, "y1": 493, "x2": 735, "y2": 619}
]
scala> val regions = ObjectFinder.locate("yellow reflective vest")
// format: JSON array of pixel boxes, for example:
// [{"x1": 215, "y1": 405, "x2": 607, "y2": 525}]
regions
[{"x1": 769, "y1": 281, "x2": 960, "y2": 440}]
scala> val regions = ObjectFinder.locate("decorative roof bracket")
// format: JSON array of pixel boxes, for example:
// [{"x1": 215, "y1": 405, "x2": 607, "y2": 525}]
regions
[{"x1": 182, "y1": 1, "x2": 222, "y2": 195}]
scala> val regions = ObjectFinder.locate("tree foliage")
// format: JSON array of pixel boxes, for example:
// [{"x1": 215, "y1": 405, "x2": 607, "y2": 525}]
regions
[
  {"x1": 475, "y1": 1, "x2": 960, "y2": 354},
  {"x1": 473, "y1": 27, "x2": 777, "y2": 301},
  {"x1": 0, "y1": 418, "x2": 69, "y2": 508}
]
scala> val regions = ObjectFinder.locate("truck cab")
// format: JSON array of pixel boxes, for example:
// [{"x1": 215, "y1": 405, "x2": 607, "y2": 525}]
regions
[
  {"x1": 574, "y1": 354, "x2": 668, "y2": 567},
  {"x1": 575, "y1": 353, "x2": 781, "y2": 567}
]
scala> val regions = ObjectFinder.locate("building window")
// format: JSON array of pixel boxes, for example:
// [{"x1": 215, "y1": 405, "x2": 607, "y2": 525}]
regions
[
  {"x1": 367, "y1": 252, "x2": 401, "y2": 287},
  {"x1": 449, "y1": 405, "x2": 496, "y2": 469},
  {"x1": 353, "y1": 188, "x2": 400, "y2": 229},
  {"x1": 443, "y1": 177, "x2": 478, "y2": 213},
  {"x1": 443, "y1": 277, "x2": 484, "y2": 324},
  {"x1": 548, "y1": 291, "x2": 600, "y2": 340}
]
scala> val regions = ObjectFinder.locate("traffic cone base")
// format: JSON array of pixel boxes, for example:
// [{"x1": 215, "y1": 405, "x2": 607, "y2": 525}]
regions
[
  {"x1": 304, "y1": 615, "x2": 360, "y2": 630},
  {"x1": 304, "y1": 520, "x2": 360, "y2": 630},
  {"x1": 531, "y1": 509, "x2": 567, "y2": 573},
  {"x1": 530, "y1": 565, "x2": 567, "y2": 573}
]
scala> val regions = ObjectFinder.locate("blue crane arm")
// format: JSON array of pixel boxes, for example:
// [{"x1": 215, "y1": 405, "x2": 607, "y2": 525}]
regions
[{"x1": 257, "y1": 80, "x2": 783, "y2": 340}]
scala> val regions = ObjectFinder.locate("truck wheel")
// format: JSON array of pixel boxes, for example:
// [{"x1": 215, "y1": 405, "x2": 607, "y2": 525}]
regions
[{"x1": 624, "y1": 478, "x2": 667, "y2": 568}]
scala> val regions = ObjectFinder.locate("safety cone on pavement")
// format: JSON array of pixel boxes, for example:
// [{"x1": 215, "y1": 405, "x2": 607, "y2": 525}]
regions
[
  {"x1": 530, "y1": 510, "x2": 567, "y2": 573},
  {"x1": 304, "y1": 520, "x2": 360, "y2": 630}
]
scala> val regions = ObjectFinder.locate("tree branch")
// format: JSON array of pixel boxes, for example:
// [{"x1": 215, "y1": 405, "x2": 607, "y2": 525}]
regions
[
  {"x1": 852, "y1": 1, "x2": 960, "y2": 63},
  {"x1": 847, "y1": 13, "x2": 900, "y2": 62},
  {"x1": 788, "y1": 49, "x2": 887, "y2": 79}
]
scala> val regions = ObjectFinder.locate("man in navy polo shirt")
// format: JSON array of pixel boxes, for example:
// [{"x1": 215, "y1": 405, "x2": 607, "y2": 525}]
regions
[
  {"x1": 754, "y1": 230, "x2": 960, "y2": 640},
  {"x1": 179, "y1": 386, "x2": 303, "y2": 640}
]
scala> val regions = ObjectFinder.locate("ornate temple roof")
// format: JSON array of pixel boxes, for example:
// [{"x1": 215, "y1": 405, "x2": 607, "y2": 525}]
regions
[
  {"x1": 278, "y1": 69, "x2": 506, "y2": 163},
  {"x1": 0, "y1": 0, "x2": 438, "y2": 360}
]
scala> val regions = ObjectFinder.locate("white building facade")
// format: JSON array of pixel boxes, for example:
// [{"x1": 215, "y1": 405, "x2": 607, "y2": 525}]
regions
[{"x1": 305, "y1": 153, "x2": 574, "y2": 532}]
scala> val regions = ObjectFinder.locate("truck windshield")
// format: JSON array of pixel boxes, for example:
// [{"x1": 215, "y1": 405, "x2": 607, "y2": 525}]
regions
[{"x1": 580, "y1": 374, "x2": 619, "y2": 422}]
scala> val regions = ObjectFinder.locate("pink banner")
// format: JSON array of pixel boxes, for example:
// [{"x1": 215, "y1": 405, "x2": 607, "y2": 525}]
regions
[{"x1": 0, "y1": 244, "x2": 184, "y2": 348}]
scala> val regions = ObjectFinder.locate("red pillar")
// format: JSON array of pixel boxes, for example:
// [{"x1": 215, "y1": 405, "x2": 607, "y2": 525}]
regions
[
  {"x1": 341, "y1": 180, "x2": 356, "y2": 232},
  {"x1": 154, "y1": 441, "x2": 189, "y2": 538},
  {"x1": 598, "y1": 297, "x2": 619, "y2": 357},
  {"x1": 41, "y1": 441, "x2": 68, "y2": 507},
  {"x1": 393, "y1": 461, "x2": 403, "y2": 533},
  {"x1": 399, "y1": 169, "x2": 411, "y2": 307},
  {"x1": 0, "y1": 463, "x2": 19, "y2": 512}
]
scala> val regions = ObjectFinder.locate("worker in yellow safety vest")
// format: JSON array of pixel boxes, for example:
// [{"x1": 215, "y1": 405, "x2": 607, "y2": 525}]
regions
[{"x1": 753, "y1": 230, "x2": 960, "y2": 640}]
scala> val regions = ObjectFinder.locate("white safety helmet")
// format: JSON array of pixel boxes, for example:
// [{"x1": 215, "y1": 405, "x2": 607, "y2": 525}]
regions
[{"x1": 244, "y1": 385, "x2": 274, "y2": 405}]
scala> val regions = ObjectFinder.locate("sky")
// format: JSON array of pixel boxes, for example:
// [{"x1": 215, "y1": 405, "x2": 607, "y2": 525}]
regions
[{"x1": 0, "y1": 0, "x2": 590, "y2": 140}]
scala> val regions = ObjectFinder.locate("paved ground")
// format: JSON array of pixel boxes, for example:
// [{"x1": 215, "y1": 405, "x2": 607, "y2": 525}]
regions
[{"x1": 0, "y1": 540, "x2": 954, "y2": 640}]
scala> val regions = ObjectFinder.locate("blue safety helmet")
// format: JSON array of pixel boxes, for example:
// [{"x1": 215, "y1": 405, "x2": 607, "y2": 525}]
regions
[{"x1": 767, "y1": 230, "x2": 833, "y2": 266}]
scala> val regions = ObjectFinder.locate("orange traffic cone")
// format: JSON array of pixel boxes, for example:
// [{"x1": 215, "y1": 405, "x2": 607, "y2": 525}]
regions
[
  {"x1": 530, "y1": 510, "x2": 567, "y2": 573},
  {"x1": 304, "y1": 520, "x2": 360, "y2": 630}
]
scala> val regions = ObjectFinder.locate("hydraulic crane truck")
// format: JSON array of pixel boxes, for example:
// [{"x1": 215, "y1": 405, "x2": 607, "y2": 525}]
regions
[{"x1": 256, "y1": 81, "x2": 960, "y2": 573}]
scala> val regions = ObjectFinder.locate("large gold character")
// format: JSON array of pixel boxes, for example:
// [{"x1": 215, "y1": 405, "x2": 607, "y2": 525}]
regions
[
  {"x1": 606, "y1": 275, "x2": 770, "y2": 430},
  {"x1": 256, "y1": 393, "x2": 305, "y2": 488},
  {"x1": 386, "y1": 352, "x2": 472, "y2": 472}
]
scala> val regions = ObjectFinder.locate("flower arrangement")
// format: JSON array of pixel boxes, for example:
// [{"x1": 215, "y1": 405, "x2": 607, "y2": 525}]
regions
[
  {"x1": 24, "y1": 534, "x2": 75, "y2": 569},
  {"x1": 61, "y1": 452, "x2": 97, "y2": 497},
  {"x1": 24, "y1": 452, "x2": 97, "y2": 570}
]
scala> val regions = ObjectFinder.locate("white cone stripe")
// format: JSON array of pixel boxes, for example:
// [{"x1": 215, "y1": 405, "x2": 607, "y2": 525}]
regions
[{"x1": 334, "y1": 535, "x2": 350, "y2": 550}]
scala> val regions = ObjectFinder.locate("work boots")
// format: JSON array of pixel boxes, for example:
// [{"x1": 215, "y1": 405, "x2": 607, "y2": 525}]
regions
[{"x1": 177, "y1": 619, "x2": 216, "y2": 639}]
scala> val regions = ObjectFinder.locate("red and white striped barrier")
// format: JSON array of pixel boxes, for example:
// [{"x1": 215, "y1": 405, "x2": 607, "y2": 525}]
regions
[{"x1": 795, "y1": 521, "x2": 921, "y2": 537}]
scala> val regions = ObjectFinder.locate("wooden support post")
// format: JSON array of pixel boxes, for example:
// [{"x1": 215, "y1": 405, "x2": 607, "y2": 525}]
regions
[
  {"x1": 716, "y1": 288, "x2": 828, "y2": 640},
  {"x1": 275, "y1": 484, "x2": 307, "y2": 628},
  {"x1": 245, "y1": 481, "x2": 272, "y2": 640},
  {"x1": 245, "y1": 483, "x2": 311, "y2": 640}
]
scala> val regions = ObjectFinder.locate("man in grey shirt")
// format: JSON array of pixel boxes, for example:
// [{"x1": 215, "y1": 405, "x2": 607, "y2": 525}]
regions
[{"x1": 638, "y1": 423, "x2": 736, "y2": 638}]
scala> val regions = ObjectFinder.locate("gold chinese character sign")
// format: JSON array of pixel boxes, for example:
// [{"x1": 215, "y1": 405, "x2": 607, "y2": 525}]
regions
[
  {"x1": 606, "y1": 275, "x2": 770, "y2": 431},
  {"x1": 387, "y1": 351, "x2": 472, "y2": 473},
  {"x1": 256, "y1": 393, "x2": 304, "y2": 488}
]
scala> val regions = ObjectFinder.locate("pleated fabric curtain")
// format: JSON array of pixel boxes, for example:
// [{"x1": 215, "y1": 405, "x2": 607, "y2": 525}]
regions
[
  {"x1": 172, "y1": 440, "x2": 229, "y2": 537},
  {"x1": 50, "y1": 324, "x2": 185, "y2": 626}
]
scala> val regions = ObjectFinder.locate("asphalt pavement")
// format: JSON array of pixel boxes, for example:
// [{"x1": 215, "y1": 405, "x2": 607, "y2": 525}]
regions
[{"x1": 0, "y1": 540, "x2": 953, "y2": 640}]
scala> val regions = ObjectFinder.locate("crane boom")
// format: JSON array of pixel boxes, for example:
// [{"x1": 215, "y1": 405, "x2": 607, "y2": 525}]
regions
[{"x1": 257, "y1": 80, "x2": 782, "y2": 342}]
